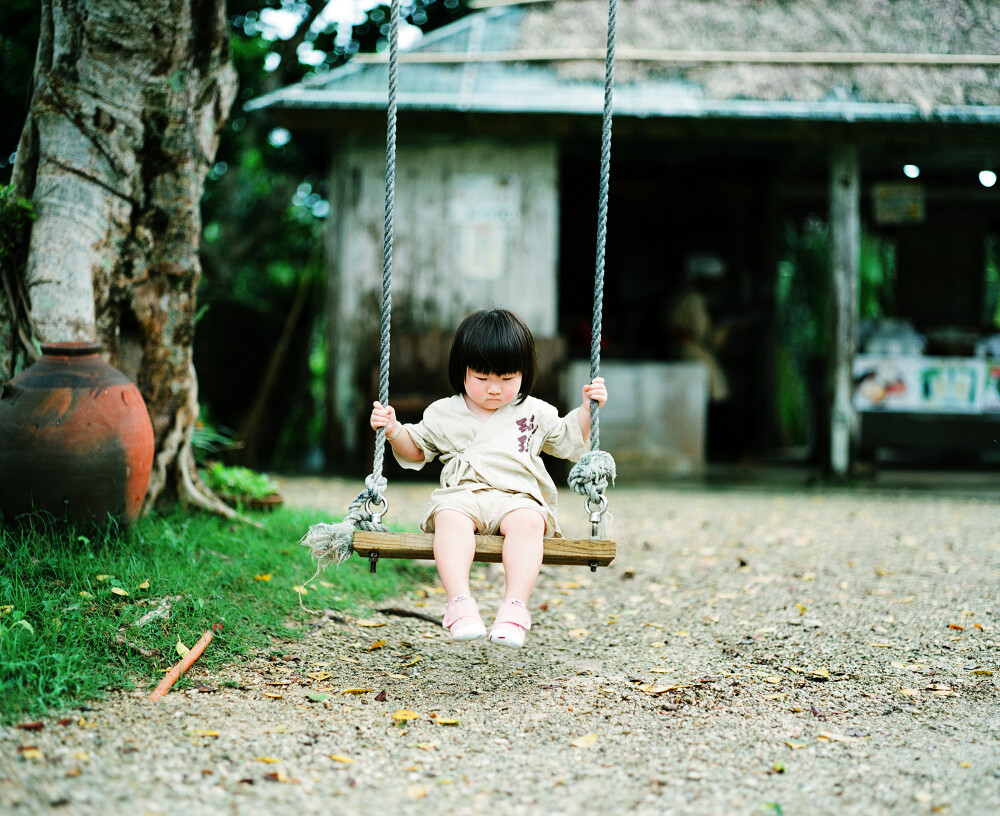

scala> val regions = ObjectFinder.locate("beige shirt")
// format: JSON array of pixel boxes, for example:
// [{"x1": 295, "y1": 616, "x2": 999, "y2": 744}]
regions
[{"x1": 394, "y1": 394, "x2": 588, "y2": 529}]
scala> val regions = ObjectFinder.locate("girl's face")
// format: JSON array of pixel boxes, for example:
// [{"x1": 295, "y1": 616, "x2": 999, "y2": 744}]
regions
[{"x1": 464, "y1": 368, "x2": 522, "y2": 413}]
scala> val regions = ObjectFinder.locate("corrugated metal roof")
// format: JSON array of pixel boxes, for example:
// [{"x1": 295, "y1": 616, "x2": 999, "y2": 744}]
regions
[{"x1": 245, "y1": 4, "x2": 1000, "y2": 125}]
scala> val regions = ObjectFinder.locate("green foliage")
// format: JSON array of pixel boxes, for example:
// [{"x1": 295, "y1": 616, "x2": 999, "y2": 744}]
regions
[
  {"x1": 0, "y1": 0, "x2": 40, "y2": 184},
  {"x1": 0, "y1": 507, "x2": 431, "y2": 724},
  {"x1": 203, "y1": 462, "x2": 280, "y2": 500},
  {"x1": 191, "y1": 411, "x2": 239, "y2": 463},
  {"x1": 0, "y1": 183, "x2": 34, "y2": 265}
]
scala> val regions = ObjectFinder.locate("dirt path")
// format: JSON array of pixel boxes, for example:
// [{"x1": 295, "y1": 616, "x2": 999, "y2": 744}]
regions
[{"x1": 3, "y1": 477, "x2": 1000, "y2": 815}]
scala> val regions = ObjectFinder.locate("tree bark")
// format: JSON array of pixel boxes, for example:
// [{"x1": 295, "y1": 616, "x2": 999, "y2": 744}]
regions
[{"x1": 11, "y1": 0, "x2": 239, "y2": 511}]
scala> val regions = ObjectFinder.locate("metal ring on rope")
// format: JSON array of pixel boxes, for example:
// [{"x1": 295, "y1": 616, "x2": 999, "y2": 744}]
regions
[{"x1": 363, "y1": 495, "x2": 389, "y2": 524}]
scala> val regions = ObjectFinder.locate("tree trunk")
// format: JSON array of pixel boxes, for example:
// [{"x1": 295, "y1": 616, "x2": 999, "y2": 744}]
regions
[{"x1": 10, "y1": 0, "x2": 238, "y2": 511}]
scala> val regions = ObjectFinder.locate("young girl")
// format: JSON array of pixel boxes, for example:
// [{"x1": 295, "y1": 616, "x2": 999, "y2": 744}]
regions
[{"x1": 370, "y1": 308, "x2": 608, "y2": 649}]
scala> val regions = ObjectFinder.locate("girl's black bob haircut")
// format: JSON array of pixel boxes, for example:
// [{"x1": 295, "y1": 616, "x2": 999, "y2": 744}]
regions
[{"x1": 448, "y1": 308, "x2": 537, "y2": 403}]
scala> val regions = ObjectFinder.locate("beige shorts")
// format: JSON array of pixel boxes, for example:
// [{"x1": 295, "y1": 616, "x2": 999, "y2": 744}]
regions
[{"x1": 420, "y1": 486, "x2": 555, "y2": 537}]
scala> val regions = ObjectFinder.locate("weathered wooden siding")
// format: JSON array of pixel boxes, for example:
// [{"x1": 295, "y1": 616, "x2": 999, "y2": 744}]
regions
[{"x1": 326, "y1": 136, "x2": 559, "y2": 457}]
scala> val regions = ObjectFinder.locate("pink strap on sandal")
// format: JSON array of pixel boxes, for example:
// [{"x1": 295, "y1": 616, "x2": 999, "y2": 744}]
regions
[
  {"x1": 490, "y1": 600, "x2": 531, "y2": 648},
  {"x1": 442, "y1": 595, "x2": 487, "y2": 642}
]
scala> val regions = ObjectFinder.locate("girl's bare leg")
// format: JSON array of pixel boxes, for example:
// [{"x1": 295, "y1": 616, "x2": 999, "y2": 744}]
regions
[
  {"x1": 432, "y1": 509, "x2": 478, "y2": 600},
  {"x1": 498, "y1": 508, "x2": 546, "y2": 602}
]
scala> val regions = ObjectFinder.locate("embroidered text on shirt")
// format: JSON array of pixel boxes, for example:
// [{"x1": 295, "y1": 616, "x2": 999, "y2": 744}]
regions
[{"x1": 516, "y1": 415, "x2": 537, "y2": 452}]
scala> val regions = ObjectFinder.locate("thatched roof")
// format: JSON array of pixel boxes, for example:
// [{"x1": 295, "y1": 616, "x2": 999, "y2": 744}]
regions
[
  {"x1": 248, "y1": 0, "x2": 1000, "y2": 124},
  {"x1": 521, "y1": 0, "x2": 1000, "y2": 112}
]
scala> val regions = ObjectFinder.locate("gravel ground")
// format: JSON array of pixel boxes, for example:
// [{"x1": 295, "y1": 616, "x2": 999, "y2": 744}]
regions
[{"x1": 3, "y1": 474, "x2": 1000, "y2": 816}]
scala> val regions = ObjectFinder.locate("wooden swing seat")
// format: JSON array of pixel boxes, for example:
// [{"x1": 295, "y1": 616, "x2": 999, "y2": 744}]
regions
[{"x1": 353, "y1": 530, "x2": 615, "y2": 572}]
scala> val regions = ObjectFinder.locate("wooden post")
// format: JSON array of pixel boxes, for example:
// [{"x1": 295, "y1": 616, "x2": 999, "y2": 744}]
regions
[{"x1": 828, "y1": 144, "x2": 860, "y2": 477}]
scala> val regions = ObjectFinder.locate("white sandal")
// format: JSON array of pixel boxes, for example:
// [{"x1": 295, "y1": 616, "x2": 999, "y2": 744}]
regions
[
  {"x1": 489, "y1": 599, "x2": 531, "y2": 648},
  {"x1": 442, "y1": 595, "x2": 487, "y2": 642}
]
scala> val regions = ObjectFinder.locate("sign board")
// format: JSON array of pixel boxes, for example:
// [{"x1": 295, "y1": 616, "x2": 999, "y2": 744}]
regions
[
  {"x1": 449, "y1": 174, "x2": 522, "y2": 281},
  {"x1": 871, "y1": 183, "x2": 925, "y2": 225},
  {"x1": 854, "y1": 355, "x2": 994, "y2": 414}
]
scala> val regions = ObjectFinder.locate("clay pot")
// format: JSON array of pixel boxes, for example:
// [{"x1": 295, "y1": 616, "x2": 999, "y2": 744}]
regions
[{"x1": 0, "y1": 342, "x2": 155, "y2": 527}]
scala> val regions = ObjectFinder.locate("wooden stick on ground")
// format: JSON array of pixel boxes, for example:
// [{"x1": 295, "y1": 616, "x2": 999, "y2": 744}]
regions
[{"x1": 149, "y1": 623, "x2": 223, "y2": 701}]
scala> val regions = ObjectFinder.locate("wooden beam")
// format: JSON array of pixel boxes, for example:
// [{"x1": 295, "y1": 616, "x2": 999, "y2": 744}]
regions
[
  {"x1": 828, "y1": 144, "x2": 860, "y2": 478},
  {"x1": 353, "y1": 48, "x2": 1000, "y2": 68},
  {"x1": 353, "y1": 530, "x2": 616, "y2": 567}
]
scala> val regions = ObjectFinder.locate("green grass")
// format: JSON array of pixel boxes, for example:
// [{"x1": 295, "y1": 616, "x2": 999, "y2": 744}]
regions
[{"x1": 0, "y1": 507, "x2": 432, "y2": 724}]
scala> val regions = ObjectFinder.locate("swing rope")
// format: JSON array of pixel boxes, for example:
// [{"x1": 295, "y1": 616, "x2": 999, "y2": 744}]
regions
[
  {"x1": 300, "y1": 0, "x2": 401, "y2": 569},
  {"x1": 567, "y1": 0, "x2": 617, "y2": 531}
]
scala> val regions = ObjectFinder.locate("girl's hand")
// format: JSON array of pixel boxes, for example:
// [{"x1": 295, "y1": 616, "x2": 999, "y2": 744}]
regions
[
  {"x1": 582, "y1": 377, "x2": 608, "y2": 408},
  {"x1": 370, "y1": 401, "x2": 399, "y2": 436}
]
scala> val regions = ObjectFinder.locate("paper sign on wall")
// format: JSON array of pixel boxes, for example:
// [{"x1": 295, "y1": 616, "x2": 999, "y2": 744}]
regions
[{"x1": 449, "y1": 174, "x2": 521, "y2": 281}]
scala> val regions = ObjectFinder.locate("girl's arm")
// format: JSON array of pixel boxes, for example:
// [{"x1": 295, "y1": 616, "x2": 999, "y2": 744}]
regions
[
  {"x1": 370, "y1": 401, "x2": 425, "y2": 463},
  {"x1": 577, "y1": 377, "x2": 608, "y2": 444}
]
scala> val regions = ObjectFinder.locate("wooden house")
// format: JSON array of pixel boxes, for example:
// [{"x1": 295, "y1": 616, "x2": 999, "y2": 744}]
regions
[{"x1": 248, "y1": 0, "x2": 1000, "y2": 476}]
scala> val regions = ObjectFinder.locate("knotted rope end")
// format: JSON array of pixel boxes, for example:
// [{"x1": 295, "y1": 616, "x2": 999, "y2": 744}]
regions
[
  {"x1": 300, "y1": 521, "x2": 356, "y2": 569},
  {"x1": 568, "y1": 449, "x2": 617, "y2": 497}
]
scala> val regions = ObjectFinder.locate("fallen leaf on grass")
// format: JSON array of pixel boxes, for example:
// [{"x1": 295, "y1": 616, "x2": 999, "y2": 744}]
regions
[
  {"x1": 176, "y1": 639, "x2": 190, "y2": 657},
  {"x1": 254, "y1": 574, "x2": 272, "y2": 582},
  {"x1": 393, "y1": 710, "x2": 420, "y2": 723},
  {"x1": 571, "y1": 733, "x2": 599, "y2": 748},
  {"x1": 369, "y1": 640, "x2": 386, "y2": 651},
  {"x1": 292, "y1": 586, "x2": 308, "y2": 595},
  {"x1": 111, "y1": 587, "x2": 128, "y2": 597},
  {"x1": 138, "y1": 580, "x2": 150, "y2": 590}
]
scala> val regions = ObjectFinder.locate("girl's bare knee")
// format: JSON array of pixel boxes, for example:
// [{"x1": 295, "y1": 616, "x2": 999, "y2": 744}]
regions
[{"x1": 500, "y1": 508, "x2": 546, "y2": 539}]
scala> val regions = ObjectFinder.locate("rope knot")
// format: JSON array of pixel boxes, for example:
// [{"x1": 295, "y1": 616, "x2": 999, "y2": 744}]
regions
[
  {"x1": 300, "y1": 475, "x2": 390, "y2": 570},
  {"x1": 568, "y1": 449, "x2": 617, "y2": 506}
]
